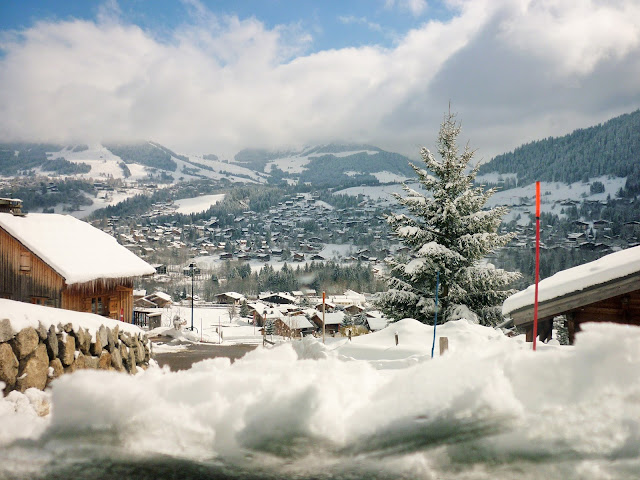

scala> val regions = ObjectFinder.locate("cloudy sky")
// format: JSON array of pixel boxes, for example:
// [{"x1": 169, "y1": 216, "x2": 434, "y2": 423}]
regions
[{"x1": 1, "y1": 0, "x2": 639, "y2": 160}]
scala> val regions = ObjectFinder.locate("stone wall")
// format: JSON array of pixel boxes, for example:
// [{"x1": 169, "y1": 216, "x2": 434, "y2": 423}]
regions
[{"x1": 0, "y1": 318, "x2": 151, "y2": 396}]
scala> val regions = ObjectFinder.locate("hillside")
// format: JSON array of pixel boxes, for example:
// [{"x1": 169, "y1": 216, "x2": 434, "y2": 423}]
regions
[
  {"x1": 234, "y1": 144, "x2": 415, "y2": 185},
  {"x1": 478, "y1": 109, "x2": 640, "y2": 186}
]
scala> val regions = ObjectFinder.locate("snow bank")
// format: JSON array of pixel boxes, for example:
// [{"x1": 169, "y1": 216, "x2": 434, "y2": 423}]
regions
[
  {"x1": 0, "y1": 298, "x2": 144, "y2": 342},
  {"x1": 503, "y1": 245, "x2": 640, "y2": 314},
  {"x1": 2, "y1": 320, "x2": 640, "y2": 478}
]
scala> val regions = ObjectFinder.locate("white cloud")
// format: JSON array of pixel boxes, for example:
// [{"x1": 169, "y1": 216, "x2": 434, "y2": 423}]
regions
[
  {"x1": 385, "y1": 0, "x2": 429, "y2": 17},
  {"x1": 0, "y1": 0, "x2": 639, "y2": 160},
  {"x1": 497, "y1": 0, "x2": 640, "y2": 76},
  {"x1": 338, "y1": 15, "x2": 383, "y2": 33}
]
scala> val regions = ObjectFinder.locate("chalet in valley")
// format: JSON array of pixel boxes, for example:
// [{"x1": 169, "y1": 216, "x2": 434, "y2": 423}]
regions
[
  {"x1": 503, "y1": 245, "x2": 640, "y2": 344},
  {"x1": 0, "y1": 204, "x2": 155, "y2": 323}
]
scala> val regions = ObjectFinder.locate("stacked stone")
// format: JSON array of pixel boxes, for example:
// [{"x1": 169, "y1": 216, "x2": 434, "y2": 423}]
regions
[{"x1": 0, "y1": 318, "x2": 151, "y2": 396}]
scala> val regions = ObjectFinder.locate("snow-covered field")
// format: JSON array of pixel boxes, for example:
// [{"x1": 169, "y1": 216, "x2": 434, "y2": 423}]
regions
[
  {"x1": 264, "y1": 148, "x2": 381, "y2": 175},
  {"x1": 336, "y1": 182, "x2": 425, "y2": 203},
  {"x1": 174, "y1": 194, "x2": 226, "y2": 215},
  {"x1": 2, "y1": 314, "x2": 640, "y2": 479},
  {"x1": 337, "y1": 175, "x2": 626, "y2": 226}
]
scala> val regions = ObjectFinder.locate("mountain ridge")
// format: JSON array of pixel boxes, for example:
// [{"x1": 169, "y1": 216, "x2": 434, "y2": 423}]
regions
[{"x1": 478, "y1": 109, "x2": 640, "y2": 187}]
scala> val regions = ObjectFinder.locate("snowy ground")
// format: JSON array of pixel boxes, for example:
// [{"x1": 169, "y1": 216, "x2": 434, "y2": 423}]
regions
[
  {"x1": 2, "y1": 314, "x2": 640, "y2": 479},
  {"x1": 484, "y1": 175, "x2": 627, "y2": 224},
  {"x1": 150, "y1": 304, "x2": 265, "y2": 346},
  {"x1": 335, "y1": 182, "x2": 425, "y2": 203},
  {"x1": 174, "y1": 194, "x2": 226, "y2": 215},
  {"x1": 337, "y1": 176, "x2": 626, "y2": 228}
]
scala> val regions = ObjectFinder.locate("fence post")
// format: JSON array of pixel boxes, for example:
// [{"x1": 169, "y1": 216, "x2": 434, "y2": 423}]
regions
[{"x1": 439, "y1": 336, "x2": 448, "y2": 355}]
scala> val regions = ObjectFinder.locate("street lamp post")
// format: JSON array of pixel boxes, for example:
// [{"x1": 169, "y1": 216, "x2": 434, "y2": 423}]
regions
[{"x1": 189, "y1": 262, "x2": 195, "y2": 331}]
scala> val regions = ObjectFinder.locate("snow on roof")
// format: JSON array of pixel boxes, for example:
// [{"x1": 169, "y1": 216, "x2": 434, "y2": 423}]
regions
[
  {"x1": 260, "y1": 292, "x2": 296, "y2": 302},
  {"x1": 248, "y1": 301, "x2": 270, "y2": 313},
  {"x1": 149, "y1": 291, "x2": 172, "y2": 302},
  {"x1": 279, "y1": 315, "x2": 315, "y2": 330},
  {"x1": 313, "y1": 311, "x2": 345, "y2": 325},
  {"x1": 366, "y1": 317, "x2": 389, "y2": 331},
  {"x1": 0, "y1": 298, "x2": 144, "y2": 341},
  {"x1": 503, "y1": 245, "x2": 640, "y2": 315},
  {"x1": 0, "y1": 213, "x2": 155, "y2": 285},
  {"x1": 218, "y1": 291, "x2": 244, "y2": 300}
]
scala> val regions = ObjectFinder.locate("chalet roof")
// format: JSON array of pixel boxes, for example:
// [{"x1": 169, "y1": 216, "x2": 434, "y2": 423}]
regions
[
  {"x1": 217, "y1": 291, "x2": 244, "y2": 300},
  {"x1": 312, "y1": 311, "x2": 345, "y2": 325},
  {"x1": 503, "y1": 245, "x2": 640, "y2": 317},
  {"x1": 278, "y1": 315, "x2": 315, "y2": 330},
  {"x1": 0, "y1": 213, "x2": 155, "y2": 285}
]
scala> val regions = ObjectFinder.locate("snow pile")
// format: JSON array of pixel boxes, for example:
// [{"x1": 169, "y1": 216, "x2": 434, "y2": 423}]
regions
[
  {"x1": 0, "y1": 213, "x2": 155, "y2": 284},
  {"x1": 0, "y1": 387, "x2": 50, "y2": 446},
  {"x1": 333, "y1": 318, "x2": 520, "y2": 368},
  {"x1": 503, "y1": 244, "x2": 640, "y2": 314},
  {"x1": 149, "y1": 326, "x2": 221, "y2": 347},
  {"x1": 1, "y1": 320, "x2": 640, "y2": 478}
]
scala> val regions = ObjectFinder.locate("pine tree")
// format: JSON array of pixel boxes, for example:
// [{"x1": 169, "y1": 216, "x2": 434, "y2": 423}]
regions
[
  {"x1": 341, "y1": 313, "x2": 354, "y2": 327},
  {"x1": 376, "y1": 111, "x2": 521, "y2": 326},
  {"x1": 240, "y1": 300, "x2": 250, "y2": 318}
]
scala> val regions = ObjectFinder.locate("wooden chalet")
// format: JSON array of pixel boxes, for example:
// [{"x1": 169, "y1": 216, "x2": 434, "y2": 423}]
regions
[
  {"x1": 259, "y1": 292, "x2": 296, "y2": 305},
  {"x1": 215, "y1": 292, "x2": 245, "y2": 305},
  {"x1": 273, "y1": 314, "x2": 316, "y2": 337},
  {"x1": 0, "y1": 209, "x2": 155, "y2": 323},
  {"x1": 503, "y1": 246, "x2": 640, "y2": 344},
  {"x1": 310, "y1": 311, "x2": 345, "y2": 335}
]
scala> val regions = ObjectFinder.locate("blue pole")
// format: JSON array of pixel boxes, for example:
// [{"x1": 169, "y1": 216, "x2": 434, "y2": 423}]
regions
[{"x1": 431, "y1": 271, "x2": 440, "y2": 359}]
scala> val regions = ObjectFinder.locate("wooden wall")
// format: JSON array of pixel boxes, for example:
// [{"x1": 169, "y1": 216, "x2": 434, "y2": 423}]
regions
[
  {"x1": 566, "y1": 290, "x2": 640, "y2": 343},
  {"x1": 521, "y1": 289, "x2": 640, "y2": 344},
  {"x1": 0, "y1": 226, "x2": 65, "y2": 305},
  {"x1": 62, "y1": 284, "x2": 134, "y2": 323}
]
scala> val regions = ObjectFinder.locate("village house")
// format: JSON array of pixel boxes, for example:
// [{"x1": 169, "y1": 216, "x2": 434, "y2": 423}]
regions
[
  {"x1": 215, "y1": 291, "x2": 245, "y2": 305},
  {"x1": 259, "y1": 292, "x2": 296, "y2": 305},
  {"x1": 0, "y1": 207, "x2": 155, "y2": 323},
  {"x1": 310, "y1": 311, "x2": 345, "y2": 335},
  {"x1": 273, "y1": 313, "x2": 316, "y2": 337},
  {"x1": 503, "y1": 245, "x2": 640, "y2": 344}
]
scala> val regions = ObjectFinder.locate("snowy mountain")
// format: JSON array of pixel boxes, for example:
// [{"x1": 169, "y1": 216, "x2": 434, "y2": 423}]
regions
[
  {"x1": 232, "y1": 144, "x2": 416, "y2": 186},
  {"x1": 1, "y1": 141, "x2": 414, "y2": 187},
  {"x1": 0, "y1": 141, "x2": 266, "y2": 184}
]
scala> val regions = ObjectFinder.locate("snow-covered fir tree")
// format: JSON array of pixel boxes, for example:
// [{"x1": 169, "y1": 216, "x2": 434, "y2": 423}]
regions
[
  {"x1": 265, "y1": 319, "x2": 276, "y2": 337},
  {"x1": 377, "y1": 111, "x2": 521, "y2": 326}
]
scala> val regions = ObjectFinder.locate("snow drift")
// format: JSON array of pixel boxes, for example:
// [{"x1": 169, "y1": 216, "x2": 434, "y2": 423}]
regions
[{"x1": 1, "y1": 319, "x2": 639, "y2": 479}]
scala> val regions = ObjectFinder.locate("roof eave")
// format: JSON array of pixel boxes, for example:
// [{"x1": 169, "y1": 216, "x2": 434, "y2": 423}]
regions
[{"x1": 507, "y1": 271, "x2": 640, "y2": 327}]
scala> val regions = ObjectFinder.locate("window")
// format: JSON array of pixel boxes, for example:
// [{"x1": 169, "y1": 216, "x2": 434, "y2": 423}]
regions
[
  {"x1": 20, "y1": 251, "x2": 31, "y2": 272},
  {"x1": 91, "y1": 297, "x2": 104, "y2": 315}
]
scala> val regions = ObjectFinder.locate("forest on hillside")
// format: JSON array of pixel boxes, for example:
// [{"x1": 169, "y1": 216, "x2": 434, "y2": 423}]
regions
[
  {"x1": 478, "y1": 109, "x2": 640, "y2": 186},
  {"x1": 103, "y1": 142, "x2": 178, "y2": 172}
]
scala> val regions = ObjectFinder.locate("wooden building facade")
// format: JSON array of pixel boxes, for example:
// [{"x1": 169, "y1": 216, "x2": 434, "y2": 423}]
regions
[
  {"x1": 508, "y1": 272, "x2": 640, "y2": 344},
  {"x1": 0, "y1": 208, "x2": 154, "y2": 324}
]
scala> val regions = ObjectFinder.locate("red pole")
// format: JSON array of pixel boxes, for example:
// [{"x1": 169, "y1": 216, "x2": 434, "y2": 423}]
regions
[
  {"x1": 533, "y1": 181, "x2": 541, "y2": 351},
  {"x1": 322, "y1": 291, "x2": 326, "y2": 344}
]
